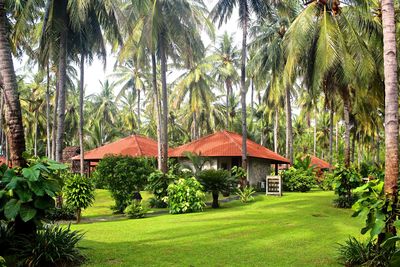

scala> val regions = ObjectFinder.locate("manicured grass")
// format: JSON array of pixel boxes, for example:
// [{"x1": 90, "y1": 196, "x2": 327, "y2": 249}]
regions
[{"x1": 73, "y1": 190, "x2": 363, "y2": 266}]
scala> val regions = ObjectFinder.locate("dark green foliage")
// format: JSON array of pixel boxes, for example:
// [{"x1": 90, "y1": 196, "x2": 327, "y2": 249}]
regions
[
  {"x1": 337, "y1": 237, "x2": 396, "y2": 267},
  {"x1": 45, "y1": 206, "x2": 76, "y2": 221},
  {"x1": 196, "y1": 169, "x2": 237, "y2": 208},
  {"x1": 282, "y1": 157, "x2": 316, "y2": 192},
  {"x1": 13, "y1": 224, "x2": 85, "y2": 267},
  {"x1": 0, "y1": 256, "x2": 5, "y2": 267},
  {"x1": 124, "y1": 200, "x2": 148, "y2": 219},
  {"x1": 93, "y1": 156, "x2": 155, "y2": 213},
  {"x1": 63, "y1": 174, "x2": 95, "y2": 223},
  {"x1": 332, "y1": 165, "x2": 362, "y2": 208},
  {"x1": 165, "y1": 178, "x2": 206, "y2": 214},
  {"x1": 0, "y1": 157, "x2": 67, "y2": 235},
  {"x1": 237, "y1": 186, "x2": 256, "y2": 203},
  {"x1": 146, "y1": 170, "x2": 177, "y2": 208},
  {"x1": 0, "y1": 222, "x2": 13, "y2": 257},
  {"x1": 318, "y1": 172, "x2": 335, "y2": 191}
]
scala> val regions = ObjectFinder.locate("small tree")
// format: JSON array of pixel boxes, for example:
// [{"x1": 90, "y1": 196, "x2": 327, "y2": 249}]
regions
[
  {"x1": 93, "y1": 156, "x2": 155, "y2": 212},
  {"x1": 64, "y1": 174, "x2": 95, "y2": 223},
  {"x1": 197, "y1": 169, "x2": 237, "y2": 208}
]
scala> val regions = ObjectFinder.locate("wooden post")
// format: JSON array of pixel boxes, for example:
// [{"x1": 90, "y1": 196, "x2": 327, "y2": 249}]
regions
[{"x1": 275, "y1": 164, "x2": 278, "y2": 175}]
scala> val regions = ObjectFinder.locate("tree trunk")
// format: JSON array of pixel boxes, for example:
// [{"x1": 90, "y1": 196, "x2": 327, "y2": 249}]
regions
[
  {"x1": 192, "y1": 112, "x2": 197, "y2": 140},
  {"x1": 212, "y1": 191, "x2": 219, "y2": 208},
  {"x1": 46, "y1": 62, "x2": 51, "y2": 158},
  {"x1": 79, "y1": 52, "x2": 85, "y2": 176},
  {"x1": 335, "y1": 121, "x2": 339, "y2": 157},
  {"x1": 241, "y1": 16, "x2": 248, "y2": 170},
  {"x1": 313, "y1": 108, "x2": 317, "y2": 156},
  {"x1": 329, "y1": 102, "x2": 334, "y2": 166},
  {"x1": 274, "y1": 107, "x2": 278, "y2": 153},
  {"x1": 34, "y1": 113, "x2": 38, "y2": 157},
  {"x1": 225, "y1": 80, "x2": 230, "y2": 130},
  {"x1": 377, "y1": 132, "x2": 380, "y2": 165},
  {"x1": 137, "y1": 89, "x2": 141, "y2": 132},
  {"x1": 51, "y1": 73, "x2": 59, "y2": 160},
  {"x1": 76, "y1": 208, "x2": 81, "y2": 224},
  {"x1": 343, "y1": 89, "x2": 351, "y2": 168},
  {"x1": 382, "y1": 0, "x2": 399, "y2": 235},
  {"x1": 0, "y1": 91, "x2": 3, "y2": 156},
  {"x1": 251, "y1": 79, "x2": 254, "y2": 117},
  {"x1": 285, "y1": 85, "x2": 293, "y2": 164},
  {"x1": 0, "y1": 0, "x2": 26, "y2": 167},
  {"x1": 151, "y1": 53, "x2": 162, "y2": 171},
  {"x1": 159, "y1": 34, "x2": 168, "y2": 174},
  {"x1": 55, "y1": 0, "x2": 68, "y2": 162}
]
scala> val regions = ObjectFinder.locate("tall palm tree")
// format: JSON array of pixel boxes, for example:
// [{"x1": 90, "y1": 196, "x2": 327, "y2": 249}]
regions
[
  {"x1": 382, "y1": 0, "x2": 398, "y2": 235},
  {"x1": 211, "y1": 0, "x2": 266, "y2": 169},
  {"x1": 0, "y1": 0, "x2": 26, "y2": 167}
]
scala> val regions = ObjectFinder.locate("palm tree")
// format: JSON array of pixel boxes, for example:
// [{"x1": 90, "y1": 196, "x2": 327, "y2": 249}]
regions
[
  {"x1": 0, "y1": 0, "x2": 26, "y2": 167},
  {"x1": 381, "y1": 0, "x2": 398, "y2": 235},
  {"x1": 211, "y1": 0, "x2": 266, "y2": 169}
]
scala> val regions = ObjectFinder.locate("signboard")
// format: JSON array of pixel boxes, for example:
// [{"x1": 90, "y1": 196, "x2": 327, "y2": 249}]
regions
[{"x1": 266, "y1": 175, "x2": 282, "y2": 196}]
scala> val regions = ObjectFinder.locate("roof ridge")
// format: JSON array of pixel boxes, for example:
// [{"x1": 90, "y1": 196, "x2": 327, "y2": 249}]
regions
[
  {"x1": 133, "y1": 135, "x2": 143, "y2": 156},
  {"x1": 222, "y1": 131, "x2": 243, "y2": 152}
]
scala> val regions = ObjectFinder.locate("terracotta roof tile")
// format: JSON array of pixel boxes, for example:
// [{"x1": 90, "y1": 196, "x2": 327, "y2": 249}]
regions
[
  {"x1": 169, "y1": 130, "x2": 290, "y2": 164},
  {"x1": 309, "y1": 155, "x2": 332, "y2": 170},
  {"x1": 71, "y1": 135, "x2": 158, "y2": 161}
]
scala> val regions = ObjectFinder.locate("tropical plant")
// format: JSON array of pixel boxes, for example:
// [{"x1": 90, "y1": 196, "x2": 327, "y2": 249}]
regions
[
  {"x1": 12, "y1": 224, "x2": 85, "y2": 267},
  {"x1": 63, "y1": 174, "x2": 95, "y2": 223},
  {"x1": 332, "y1": 166, "x2": 362, "y2": 208},
  {"x1": 124, "y1": 200, "x2": 148, "y2": 219},
  {"x1": 45, "y1": 206, "x2": 76, "y2": 222},
  {"x1": 237, "y1": 186, "x2": 256, "y2": 203},
  {"x1": 164, "y1": 177, "x2": 206, "y2": 214},
  {"x1": 196, "y1": 169, "x2": 237, "y2": 208},
  {"x1": 93, "y1": 155, "x2": 155, "y2": 213},
  {"x1": 282, "y1": 157, "x2": 316, "y2": 192},
  {"x1": 146, "y1": 170, "x2": 177, "y2": 208}
]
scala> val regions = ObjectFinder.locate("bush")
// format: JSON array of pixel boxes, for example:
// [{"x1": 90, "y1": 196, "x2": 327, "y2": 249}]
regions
[
  {"x1": 237, "y1": 186, "x2": 256, "y2": 203},
  {"x1": 124, "y1": 200, "x2": 148, "y2": 219},
  {"x1": 146, "y1": 170, "x2": 177, "y2": 208},
  {"x1": 45, "y1": 206, "x2": 76, "y2": 221},
  {"x1": 319, "y1": 172, "x2": 335, "y2": 191},
  {"x1": 164, "y1": 178, "x2": 206, "y2": 214},
  {"x1": 93, "y1": 156, "x2": 155, "y2": 212},
  {"x1": 63, "y1": 174, "x2": 95, "y2": 223},
  {"x1": 196, "y1": 169, "x2": 237, "y2": 208},
  {"x1": 0, "y1": 222, "x2": 13, "y2": 257},
  {"x1": 282, "y1": 156, "x2": 316, "y2": 192},
  {"x1": 13, "y1": 224, "x2": 85, "y2": 267},
  {"x1": 337, "y1": 237, "x2": 396, "y2": 267},
  {"x1": 0, "y1": 157, "x2": 67, "y2": 236},
  {"x1": 332, "y1": 165, "x2": 362, "y2": 208}
]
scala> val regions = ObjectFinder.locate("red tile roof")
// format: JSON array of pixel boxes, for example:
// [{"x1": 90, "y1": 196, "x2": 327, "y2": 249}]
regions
[
  {"x1": 309, "y1": 155, "x2": 332, "y2": 170},
  {"x1": 71, "y1": 135, "x2": 158, "y2": 161},
  {"x1": 169, "y1": 130, "x2": 290, "y2": 164}
]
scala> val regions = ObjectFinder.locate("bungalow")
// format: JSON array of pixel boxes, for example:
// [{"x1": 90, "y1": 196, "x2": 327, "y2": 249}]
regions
[
  {"x1": 309, "y1": 155, "x2": 333, "y2": 171},
  {"x1": 169, "y1": 130, "x2": 290, "y2": 187},
  {"x1": 70, "y1": 135, "x2": 158, "y2": 174}
]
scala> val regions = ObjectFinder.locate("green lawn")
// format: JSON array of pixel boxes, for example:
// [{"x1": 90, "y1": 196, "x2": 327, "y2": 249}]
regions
[{"x1": 73, "y1": 190, "x2": 364, "y2": 266}]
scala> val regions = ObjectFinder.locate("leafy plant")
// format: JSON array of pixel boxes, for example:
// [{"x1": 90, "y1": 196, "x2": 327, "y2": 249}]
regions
[
  {"x1": 13, "y1": 224, "x2": 85, "y2": 267},
  {"x1": 0, "y1": 256, "x2": 5, "y2": 267},
  {"x1": 196, "y1": 169, "x2": 237, "y2": 208},
  {"x1": 45, "y1": 206, "x2": 76, "y2": 221},
  {"x1": 231, "y1": 166, "x2": 247, "y2": 187},
  {"x1": 164, "y1": 178, "x2": 206, "y2": 214},
  {"x1": 124, "y1": 200, "x2": 148, "y2": 219},
  {"x1": 319, "y1": 172, "x2": 335, "y2": 191},
  {"x1": 0, "y1": 222, "x2": 13, "y2": 257},
  {"x1": 0, "y1": 157, "x2": 67, "y2": 235},
  {"x1": 63, "y1": 174, "x2": 95, "y2": 223},
  {"x1": 237, "y1": 186, "x2": 256, "y2": 203},
  {"x1": 282, "y1": 156, "x2": 316, "y2": 192},
  {"x1": 93, "y1": 156, "x2": 155, "y2": 212},
  {"x1": 146, "y1": 170, "x2": 177, "y2": 208},
  {"x1": 182, "y1": 152, "x2": 210, "y2": 174},
  {"x1": 332, "y1": 165, "x2": 362, "y2": 208}
]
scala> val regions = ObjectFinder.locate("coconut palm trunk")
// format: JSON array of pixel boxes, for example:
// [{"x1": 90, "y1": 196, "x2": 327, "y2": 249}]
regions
[
  {"x1": 274, "y1": 107, "x2": 278, "y2": 153},
  {"x1": 159, "y1": 34, "x2": 168, "y2": 174},
  {"x1": 0, "y1": 0, "x2": 26, "y2": 167},
  {"x1": 313, "y1": 108, "x2": 317, "y2": 156},
  {"x1": 382, "y1": 0, "x2": 399, "y2": 235},
  {"x1": 225, "y1": 80, "x2": 230, "y2": 129},
  {"x1": 51, "y1": 77, "x2": 59, "y2": 159},
  {"x1": 342, "y1": 89, "x2": 351, "y2": 167},
  {"x1": 46, "y1": 62, "x2": 51, "y2": 158},
  {"x1": 285, "y1": 85, "x2": 293, "y2": 164},
  {"x1": 137, "y1": 89, "x2": 141, "y2": 132},
  {"x1": 240, "y1": 16, "x2": 248, "y2": 171},
  {"x1": 329, "y1": 101, "x2": 334, "y2": 166},
  {"x1": 151, "y1": 53, "x2": 162, "y2": 170},
  {"x1": 55, "y1": 0, "x2": 68, "y2": 162},
  {"x1": 79, "y1": 52, "x2": 85, "y2": 175}
]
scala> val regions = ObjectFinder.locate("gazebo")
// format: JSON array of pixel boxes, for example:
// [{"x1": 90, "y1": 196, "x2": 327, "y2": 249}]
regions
[
  {"x1": 71, "y1": 135, "x2": 158, "y2": 175},
  {"x1": 169, "y1": 130, "x2": 290, "y2": 187}
]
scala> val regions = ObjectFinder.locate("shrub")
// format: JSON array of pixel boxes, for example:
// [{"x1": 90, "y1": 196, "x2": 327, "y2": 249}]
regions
[
  {"x1": 0, "y1": 157, "x2": 67, "y2": 236},
  {"x1": 93, "y1": 156, "x2": 155, "y2": 212},
  {"x1": 164, "y1": 178, "x2": 206, "y2": 214},
  {"x1": 231, "y1": 166, "x2": 247, "y2": 187},
  {"x1": 196, "y1": 169, "x2": 237, "y2": 208},
  {"x1": 45, "y1": 206, "x2": 76, "y2": 221},
  {"x1": 0, "y1": 256, "x2": 5, "y2": 267},
  {"x1": 237, "y1": 186, "x2": 256, "y2": 203},
  {"x1": 13, "y1": 224, "x2": 85, "y2": 267},
  {"x1": 146, "y1": 170, "x2": 177, "y2": 208},
  {"x1": 332, "y1": 165, "x2": 362, "y2": 208},
  {"x1": 0, "y1": 222, "x2": 13, "y2": 257},
  {"x1": 319, "y1": 172, "x2": 335, "y2": 191},
  {"x1": 63, "y1": 174, "x2": 95, "y2": 223},
  {"x1": 337, "y1": 237, "x2": 396, "y2": 267},
  {"x1": 124, "y1": 200, "x2": 148, "y2": 219},
  {"x1": 282, "y1": 156, "x2": 316, "y2": 192}
]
